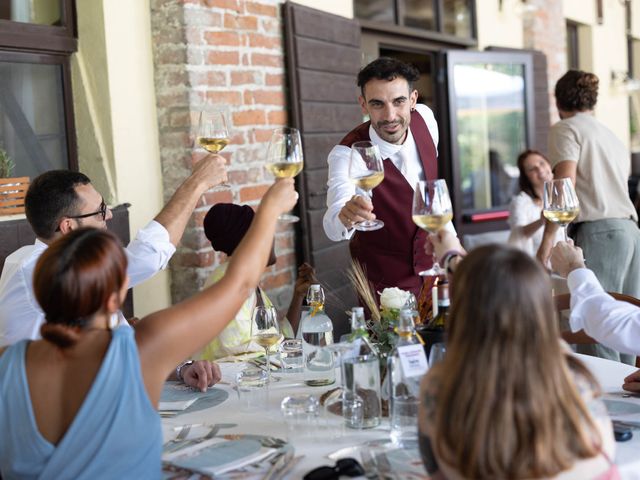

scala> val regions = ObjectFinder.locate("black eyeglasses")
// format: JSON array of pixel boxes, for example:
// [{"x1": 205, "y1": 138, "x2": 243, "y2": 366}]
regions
[
  {"x1": 68, "y1": 199, "x2": 108, "y2": 221},
  {"x1": 303, "y1": 458, "x2": 365, "y2": 480}
]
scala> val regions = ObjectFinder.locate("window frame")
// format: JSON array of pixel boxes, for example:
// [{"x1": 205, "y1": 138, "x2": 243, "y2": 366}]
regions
[{"x1": 0, "y1": 0, "x2": 78, "y2": 173}]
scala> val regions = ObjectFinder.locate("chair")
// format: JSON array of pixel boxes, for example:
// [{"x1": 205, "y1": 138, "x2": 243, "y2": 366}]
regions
[{"x1": 554, "y1": 292, "x2": 640, "y2": 367}]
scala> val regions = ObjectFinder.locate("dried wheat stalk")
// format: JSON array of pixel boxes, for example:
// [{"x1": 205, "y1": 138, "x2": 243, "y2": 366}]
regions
[{"x1": 346, "y1": 259, "x2": 381, "y2": 323}]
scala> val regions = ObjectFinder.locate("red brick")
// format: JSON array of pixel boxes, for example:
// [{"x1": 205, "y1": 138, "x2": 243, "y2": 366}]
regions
[
  {"x1": 248, "y1": 33, "x2": 281, "y2": 49},
  {"x1": 231, "y1": 70, "x2": 260, "y2": 85},
  {"x1": 156, "y1": 91, "x2": 190, "y2": 109},
  {"x1": 246, "y1": 2, "x2": 277, "y2": 16},
  {"x1": 249, "y1": 90, "x2": 285, "y2": 106},
  {"x1": 207, "y1": 51, "x2": 240, "y2": 65},
  {"x1": 239, "y1": 184, "x2": 269, "y2": 202},
  {"x1": 205, "y1": 90, "x2": 243, "y2": 105},
  {"x1": 250, "y1": 53, "x2": 282, "y2": 67},
  {"x1": 180, "y1": 228, "x2": 211, "y2": 250},
  {"x1": 276, "y1": 233, "x2": 294, "y2": 251},
  {"x1": 204, "y1": 31, "x2": 242, "y2": 46},
  {"x1": 203, "y1": 0, "x2": 239, "y2": 10},
  {"x1": 201, "y1": 189, "x2": 234, "y2": 205},
  {"x1": 224, "y1": 13, "x2": 258, "y2": 30},
  {"x1": 260, "y1": 18, "x2": 280, "y2": 34},
  {"x1": 274, "y1": 252, "x2": 296, "y2": 270},
  {"x1": 229, "y1": 132, "x2": 246, "y2": 144},
  {"x1": 232, "y1": 109, "x2": 266, "y2": 126},
  {"x1": 193, "y1": 209, "x2": 208, "y2": 226},
  {"x1": 261, "y1": 270, "x2": 293, "y2": 290},
  {"x1": 265, "y1": 73, "x2": 284, "y2": 87},
  {"x1": 191, "y1": 71, "x2": 227, "y2": 87},
  {"x1": 169, "y1": 110, "x2": 191, "y2": 128},
  {"x1": 173, "y1": 251, "x2": 215, "y2": 268},
  {"x1": 228, "y1": 169, "x2": 248, "y2": 184},
  {"x1": 252, "y1": 128, "x2": 274, "y2": 143},
  {"x1": 267, "y1": 110, "x2": 287, "y2": 125}
]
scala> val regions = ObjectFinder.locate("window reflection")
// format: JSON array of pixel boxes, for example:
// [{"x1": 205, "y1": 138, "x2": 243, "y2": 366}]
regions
[
  {"x1": 354, "y1": 0, "x2": 395, "y2": 23},
  {"x1": 404, "y1": 0, "x2": 435, "y2": 30},
  {"x1": 0, "y1": 1, "x2": 63, "y2": 26},
  {"x1": 453, "y1": 63, "x2": 526, "y2": 210},
  {"x1": 443, "y1": 0, "x2": 472, "y2": 37}
]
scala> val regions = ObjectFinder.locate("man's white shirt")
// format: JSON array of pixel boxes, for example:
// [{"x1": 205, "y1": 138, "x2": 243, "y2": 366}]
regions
[
  {"x1": 0, "y1": 220, "x2": 175, "y2": 347},
  {"x1": 323, "y1": 103, "x2": 455, "y2": 241},
  {"x1": 568, "y1": 267, "x2": 640, "y2": 356}
]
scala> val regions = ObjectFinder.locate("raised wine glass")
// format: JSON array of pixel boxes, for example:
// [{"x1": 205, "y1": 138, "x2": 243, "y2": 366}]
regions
[
  {"x1": 542, "y1": 178, "x2": 580, "y2": 241},
  {"x1": 196, "y1": 109, "x2": 231, "y2": 190},
  {"x1": 251, "y1": 305, "x2": 280, "y2": 384},
  {"x1": 266, "y1": 127, "x2": 304, "y2": 223},
  {"x1": 412, "y1": 179, "x2": 453, "y2": 276},
  {"x1": 348, "y1": 141, "x2": 385, "y2": 231}
]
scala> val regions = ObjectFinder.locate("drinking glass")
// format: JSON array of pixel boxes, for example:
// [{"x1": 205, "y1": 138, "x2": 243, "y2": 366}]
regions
[
  {"x1": 250, "y1": 306, "x2": 280, "y2": 384},
  {"x1": 306, "y1": 284, "x2": 325, "y2": 314},
  {"x1": 542, "y1": 178, "x2": 580, "y2": 241},
  {"x1": 348, "y1": 141, "x2": 385, "y2": 231},
  {"x1": 429, "y1": 342, "x2": 446, "y2": 366},
  {"x1": 266, "y1": 127, "x2": 304, "y2": 223},
  {"x1": 196, "y1": 109, "x2": 231, "y2": 190},
  {"x1": 412, "y1": 179, "x2": 453, "y2": 276}
]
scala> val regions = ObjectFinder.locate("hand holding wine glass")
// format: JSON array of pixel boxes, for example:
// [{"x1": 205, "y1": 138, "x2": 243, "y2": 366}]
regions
[
  {"x1": 251, "y1": 305, "x2": 280, "y2": 384},
  {"x1": 265, "y1": 127, "x2": 304, "y2": 223},
  {"x1": 196, "y1": 109, "x2": 232, "y2": 190},
  {"x1": 542, "y1": 178, "x2": 580, "y2": 241},
  {"x1": 412, "y1": 179, "x2": 453, "y2": 276},
  {"x1": 348, "y1": 141, "x2": 385, "y2": 231}
]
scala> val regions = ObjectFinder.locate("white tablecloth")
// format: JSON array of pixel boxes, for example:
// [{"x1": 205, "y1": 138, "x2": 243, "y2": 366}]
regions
[{"x1": 162, "y1": 356, "x2": 640, "y2": 479}]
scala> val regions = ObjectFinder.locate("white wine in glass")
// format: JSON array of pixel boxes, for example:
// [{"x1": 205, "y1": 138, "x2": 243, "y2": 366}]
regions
[
  {"x1": 412, "y1": 179, "x2": 453, "y2": 276},
  {"x1": 542, "y1": 178, "x2": 580, "y2": 241},
  {"x1": 251, "y1": 305, "x2": 280, "y2": 384},
  {"x1": 266, "y1": 127, "x2": 303, "y2": 223},
  {"x1": 349, "y1": 141, "x2": 385, "y2": 231},
  {"x1": 197, "y1": 109, "x2": 231, "y2": 190}
]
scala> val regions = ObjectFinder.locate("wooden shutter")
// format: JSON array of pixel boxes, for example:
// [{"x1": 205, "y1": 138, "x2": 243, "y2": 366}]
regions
[{"x1": 283, "y1": 2, "x2": 362, "y2": 335}]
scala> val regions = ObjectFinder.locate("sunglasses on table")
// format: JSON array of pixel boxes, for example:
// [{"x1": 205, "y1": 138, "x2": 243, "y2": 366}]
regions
[
  {"x1": 56, "y1": 199, "x2": 108, "y2": 231},
  {"x1": 303, "y1": 458, "x2": 365, "y2": 480}
]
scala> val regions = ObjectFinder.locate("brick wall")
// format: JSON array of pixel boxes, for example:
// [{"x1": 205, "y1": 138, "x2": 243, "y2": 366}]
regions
[
  {"x1": 150, "y1": 0, "x2": 298, "y2": 310},
  {"x1": 523, "y1": 0, "x2": 567, "y2": 125}
]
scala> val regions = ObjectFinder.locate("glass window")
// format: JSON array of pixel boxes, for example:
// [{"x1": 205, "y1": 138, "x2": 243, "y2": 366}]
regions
[
  {"x1": 566, "y1": 21, "x2": 579, "y2": 70},
  {"x1": 0, "y1": 60, "x2": 69, "y2": 179},
  {"x1": 354, "y1": 0, "x2": 395, "y2": 24},
  {"x1": 0, "y1": 1, "x2": 63, "y2": 26},
  {"x1": 442, "y1": 0, "x2": 473, "y2": 37},
  {"x1": 403, "y1": 0, "x2": 435, "y2": 30},
  {"x1": 452, "y1": 63, "x2": 527, "y2": 210}
]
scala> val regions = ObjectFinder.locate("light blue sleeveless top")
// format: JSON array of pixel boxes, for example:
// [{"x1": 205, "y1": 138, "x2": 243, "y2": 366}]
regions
[{"x1": 0, "y1": 326, "x2": 162, "y2": 479}]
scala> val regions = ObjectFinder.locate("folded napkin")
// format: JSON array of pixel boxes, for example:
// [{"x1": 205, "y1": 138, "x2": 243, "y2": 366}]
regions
[{"x1": 159, "y1": 397, "x2": 198, "y2": 412}]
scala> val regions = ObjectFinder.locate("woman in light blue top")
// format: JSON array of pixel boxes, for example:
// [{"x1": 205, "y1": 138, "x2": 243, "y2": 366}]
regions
[{"x1": 0, "y1": 178, "x2": 297, "y2": 480}]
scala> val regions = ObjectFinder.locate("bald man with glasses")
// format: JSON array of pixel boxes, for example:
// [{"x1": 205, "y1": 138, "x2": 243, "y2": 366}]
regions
[{"x1": 0, "y1": 156, "x2": 227, "y2": 391}]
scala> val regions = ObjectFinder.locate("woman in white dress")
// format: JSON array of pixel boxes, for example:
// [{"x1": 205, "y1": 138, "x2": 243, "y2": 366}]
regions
[{"x1": 508, "y1": 149, "x2": 562, "y2": 256}]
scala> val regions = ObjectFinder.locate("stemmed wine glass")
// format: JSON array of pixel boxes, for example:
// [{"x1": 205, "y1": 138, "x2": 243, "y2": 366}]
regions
[
  {"x1": 412, "y1": 179, "x2": 453, "y2": 276},
  {"x1": 542, "y1": 178, "x2": 580, "y2": 241},
  {"x1": 348, "y1": 141, "x2": 385, "y2": 231},
  {"x1": 251, "y1": 306, "x2": 280, "y2": 384},
  {"x1": 266, "y1": 127, "x2": 304, "y2": 223},
  {"x1": 196, "y1": 109, "x2": 231, "y2": 190}
]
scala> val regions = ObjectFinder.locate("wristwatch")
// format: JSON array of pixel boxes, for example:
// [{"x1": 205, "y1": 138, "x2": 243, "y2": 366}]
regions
[{"x1": 176, "y1": 360, "x2": 194, "y2": 382}]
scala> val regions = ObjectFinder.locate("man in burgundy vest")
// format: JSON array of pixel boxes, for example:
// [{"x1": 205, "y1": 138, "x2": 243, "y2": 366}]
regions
[{"x1": 323, "y1": 57, "x2": 442, "y2": 299}]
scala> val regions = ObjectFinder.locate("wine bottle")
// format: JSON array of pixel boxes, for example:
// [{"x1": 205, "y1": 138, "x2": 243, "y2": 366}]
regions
[{"x1": 426, "y1": 278, "x2": 450, "y2": 330}]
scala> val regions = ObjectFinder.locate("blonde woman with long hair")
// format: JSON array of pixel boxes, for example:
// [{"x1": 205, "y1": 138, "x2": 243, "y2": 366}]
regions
[{"x1": 418, "y1": 244, "x2": 617, "y2": 479}]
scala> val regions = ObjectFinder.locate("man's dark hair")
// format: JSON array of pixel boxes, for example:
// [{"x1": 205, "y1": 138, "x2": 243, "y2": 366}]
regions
[
  {"x1": 357, "y1": 57, "x2": 420, "y2": 97},
  {"x1": 25, "y1": 170, "x2": 91, "y2": 240}
]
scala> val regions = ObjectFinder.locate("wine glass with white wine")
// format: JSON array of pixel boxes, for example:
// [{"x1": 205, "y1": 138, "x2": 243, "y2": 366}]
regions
[
  {"x1": 542, "y1": 178, "x2": 580, "y2": 241},
  {"x1": 251, "y1": 305, "x2": 280, "y2": 384},
  {"x1": 265, "y1": 127, "x2": 304, "y2": 223},
  {"x1": 412, "y1": 179, "x2": 453, "y2": 276},
  {"x1": 348, "y1": 141, "x2": 385, "y2": 231},
  {"x1": 197, "y1": 109, "x2": 231, "y2": 190}
]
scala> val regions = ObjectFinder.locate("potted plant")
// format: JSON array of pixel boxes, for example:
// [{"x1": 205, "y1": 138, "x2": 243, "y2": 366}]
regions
[{"x1": 0, "y1": 147, "x2": 14, "y2": 178}]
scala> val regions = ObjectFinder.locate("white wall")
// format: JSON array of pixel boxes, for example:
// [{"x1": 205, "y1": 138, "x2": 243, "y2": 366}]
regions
[
  {"x1": 476, "y1": 0, "x2": 523, "y2": 50},
  {"x1": 292, "y1": 0, "x2": 352, "y2": 18}
]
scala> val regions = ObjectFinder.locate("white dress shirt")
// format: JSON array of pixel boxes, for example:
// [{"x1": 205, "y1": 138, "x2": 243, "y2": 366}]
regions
[
  {"x1": 323, "y1": 103, "x2": 454, "y2": 241},
  {"x1": 0, "y1": 220, "x2": 176, "y2": 347},
  {"x1": 568, "y1": 268, "x2": 640, "y2": 356}
]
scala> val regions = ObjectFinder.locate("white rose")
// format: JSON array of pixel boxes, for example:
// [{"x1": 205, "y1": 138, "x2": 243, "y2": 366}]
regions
[{"x1": 379, "y1": 287, "x2": 411, "y2": 310}]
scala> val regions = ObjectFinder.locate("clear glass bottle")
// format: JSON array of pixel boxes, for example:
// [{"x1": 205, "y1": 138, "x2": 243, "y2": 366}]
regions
[
  {"x1": 388, "y1": 308, "x2": 428, "y2": 446},
  {"x1": 300, "y1": 284, "x2": 335, "y2": 386},
  {"x1": 342, "y1": 307, "x2": 381, "y2": 428}
]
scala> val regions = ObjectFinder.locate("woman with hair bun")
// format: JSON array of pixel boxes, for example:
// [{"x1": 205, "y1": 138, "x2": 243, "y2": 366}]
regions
[
  {"x1": 537, "y1": 70, "x2": 640, "y2": 364},
  {"x1": 0, "y1": 179, "x2": 298, "y2": 480}
]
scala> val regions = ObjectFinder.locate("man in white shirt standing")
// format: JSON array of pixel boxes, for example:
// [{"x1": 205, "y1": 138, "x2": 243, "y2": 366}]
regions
[
  {"x1": 323, "y1": 57, "x2": 442, "y2": 298},
  {"x1": 0, "y1": 155, "x2": 227, "y2": 391},
  {"x1": 550, "y1": 241, "x2": 640, "y2": 393}
]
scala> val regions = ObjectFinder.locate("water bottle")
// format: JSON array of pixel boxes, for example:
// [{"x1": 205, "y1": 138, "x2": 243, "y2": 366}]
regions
[
  {"x1": 300, "y1": 284, "x2": 335, "y2": 386},
  {"x1": 388, "y1": 308, "x2": 428, "y2": 446}
]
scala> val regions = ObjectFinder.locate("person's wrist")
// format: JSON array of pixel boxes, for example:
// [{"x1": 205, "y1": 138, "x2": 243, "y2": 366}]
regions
[
  {"x1": 440, "y1": 249, "x2": 463, "y2": 267},
  {"x1": 176, "y1": 360, "x2": 194, "y2": 382}
]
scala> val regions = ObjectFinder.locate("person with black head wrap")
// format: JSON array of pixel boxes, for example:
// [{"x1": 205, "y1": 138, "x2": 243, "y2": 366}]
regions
[{"x1": 196, "y1": 203, "x2": 316, "y2": 360}]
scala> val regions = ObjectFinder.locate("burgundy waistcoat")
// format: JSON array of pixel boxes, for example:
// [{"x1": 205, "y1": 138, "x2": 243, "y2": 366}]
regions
[{"x1": 339, "y1": 110, "x2": 438, "y2": 298}]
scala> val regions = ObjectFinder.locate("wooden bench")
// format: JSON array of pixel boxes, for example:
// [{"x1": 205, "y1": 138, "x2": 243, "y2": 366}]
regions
[{"x1": 0, "y1": 176, "x2": 29, "y2": 216}]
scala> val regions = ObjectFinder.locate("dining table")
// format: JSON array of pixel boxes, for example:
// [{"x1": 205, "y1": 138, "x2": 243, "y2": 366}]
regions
[{"x1": 161, "y1": 353, "x2": 640, "y2": 479}]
